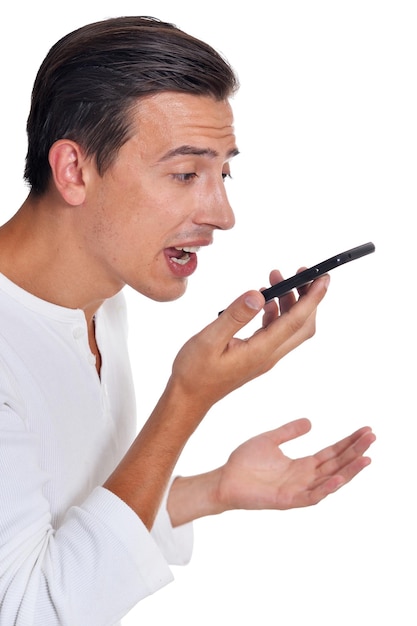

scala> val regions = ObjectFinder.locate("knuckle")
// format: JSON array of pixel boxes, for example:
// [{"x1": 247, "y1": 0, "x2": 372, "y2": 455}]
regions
[{"x1": 226, "y1": 308, "x2": 254, "y2": 328}]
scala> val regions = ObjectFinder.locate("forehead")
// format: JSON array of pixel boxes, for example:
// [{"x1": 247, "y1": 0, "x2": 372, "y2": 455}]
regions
[{"x1": 129, "y1": 92, "x2": 237, "y2": 159}]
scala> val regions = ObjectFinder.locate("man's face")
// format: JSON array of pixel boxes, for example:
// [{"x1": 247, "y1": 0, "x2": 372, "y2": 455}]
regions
[{"x1": 82, "y1": 92, "x2": 238, "y2": 302}]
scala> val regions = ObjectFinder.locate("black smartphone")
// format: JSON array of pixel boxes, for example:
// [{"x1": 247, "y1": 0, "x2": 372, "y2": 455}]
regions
[
  {"x1": 218, "y1": 242, "x2": 375, "y2": 315},
  {"x1": 261, "y1": 242, "x2": 375, "y2": 302}
]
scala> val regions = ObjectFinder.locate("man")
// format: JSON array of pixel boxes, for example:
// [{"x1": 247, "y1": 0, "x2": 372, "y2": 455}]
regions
[{"x1": 0, "y1": 16, "x2": 375, "y2": 625}]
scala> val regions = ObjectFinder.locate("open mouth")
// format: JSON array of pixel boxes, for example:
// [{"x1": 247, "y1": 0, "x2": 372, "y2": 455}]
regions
[{"x1": 170, "y1": 246, "x2": 200, "y2": 265}]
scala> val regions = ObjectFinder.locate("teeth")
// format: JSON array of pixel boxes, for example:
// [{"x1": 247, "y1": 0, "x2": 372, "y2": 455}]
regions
[
  {"x1": 172, "y1": 255, "x2": 190, "y2": 265},
  {"x1": 171, "y1": 246, "x2": 200, "y2": 265},
  {"x1": 174, "y1": 246, "x2": 200, "y2": 253}
]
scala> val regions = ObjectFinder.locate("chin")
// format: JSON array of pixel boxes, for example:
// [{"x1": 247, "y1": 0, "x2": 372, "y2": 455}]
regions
[{"x1": 139, "y1": 279, "x2": 188, "y2": 303}]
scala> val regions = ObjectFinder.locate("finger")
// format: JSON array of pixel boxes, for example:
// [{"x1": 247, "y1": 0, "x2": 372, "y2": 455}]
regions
[
  {"x1": 310, "y1": 451, "x2": 373, "y2": 504},
  {"x1": 273, "y1": 266, "x2": 313, "y2": 308},
  {"x1": 257, "y1": 275, "x2": 329, "y2": 363},
  {"x1": 261, "y1": 270, "x2": 289, "y2": 327},
  {"x1": 315, "y1": 426, "x2": 375, "y2": 467},
  {"x1": 278, "y1": 290, "x2": 298, "y2": 315},
  {"x1": 214, "y1": 289, "x2": 265, "y2": 342},
  {"x1": 317, "y1": 429, "x2": 376, "y2": 478},
  {"x1": 295, "y1": 266, "x2": 311, "y2": 298},
  {"x1": 304, "y1": 475, "x2": 346, "y2": 506},
  {"x1": 262, "y1": 298, "x2": 279, "y2": 328},
  {"x1": 334, "y1": 454, "x2": 373, "y2": 485},
  {"x1": 297, "y1": 275, "x2": 331, "y2": 300},
  {"x1": 263, "y1": 418, "x2": 312, "y2": 447},
  {"x1": 268, "y1": 269, "x2": 284, "y2": 286},
  {"x1": 268, "y1": 269, "x2": 297, "y2": 315}
]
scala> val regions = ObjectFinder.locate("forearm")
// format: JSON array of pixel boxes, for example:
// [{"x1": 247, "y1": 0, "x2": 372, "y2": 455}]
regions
[{"x1": 104, "y1": 377, "x2": 209, "y2": 529}]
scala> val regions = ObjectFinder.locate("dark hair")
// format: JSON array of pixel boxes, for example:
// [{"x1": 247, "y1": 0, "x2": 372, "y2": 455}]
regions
[{"x1": 24, "y1": 16, "x2": 239, "y2": 194}]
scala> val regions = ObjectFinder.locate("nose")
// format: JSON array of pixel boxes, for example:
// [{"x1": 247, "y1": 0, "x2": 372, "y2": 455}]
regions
[{"x1": 195, "y1": 179, "x2": 236, "y2": 231}]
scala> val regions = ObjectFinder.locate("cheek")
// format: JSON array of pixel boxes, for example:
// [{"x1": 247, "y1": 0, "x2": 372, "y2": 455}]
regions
[{"x1": 94, "y1": 173, "x2": 192, "y2": 253}]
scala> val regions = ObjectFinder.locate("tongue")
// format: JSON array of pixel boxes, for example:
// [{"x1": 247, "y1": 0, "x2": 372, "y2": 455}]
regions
[{"x1": 167, "y1": 247, "x2": 184, "y2": 259}]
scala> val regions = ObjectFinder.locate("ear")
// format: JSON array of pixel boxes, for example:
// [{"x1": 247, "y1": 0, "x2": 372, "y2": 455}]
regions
[{"x1": 48, "y1": 140, "x2": 89, "y2": 206}]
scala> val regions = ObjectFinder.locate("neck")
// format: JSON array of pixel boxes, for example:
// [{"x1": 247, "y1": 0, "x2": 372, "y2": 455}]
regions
[{"x1": 0, "y1": 193, "x2": 122, "y2": 322}]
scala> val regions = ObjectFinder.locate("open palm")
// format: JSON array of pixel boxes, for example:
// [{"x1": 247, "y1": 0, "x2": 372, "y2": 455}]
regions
[{"x1": 216, "y1": 418, "x2": 375, "y2": 511}]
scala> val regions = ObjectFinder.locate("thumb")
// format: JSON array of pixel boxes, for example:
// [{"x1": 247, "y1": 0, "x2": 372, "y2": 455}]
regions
[
  {"x1": 266, "y1": 418, "x2": 312, "y2": 447},
  {"x1": 216, "y1": 290, "x2": 265, "y2": 337}
]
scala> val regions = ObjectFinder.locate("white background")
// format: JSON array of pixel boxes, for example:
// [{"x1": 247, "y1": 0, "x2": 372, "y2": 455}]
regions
[{"x1": 1, "y1": 1, "x2": 415, "y2": 624}]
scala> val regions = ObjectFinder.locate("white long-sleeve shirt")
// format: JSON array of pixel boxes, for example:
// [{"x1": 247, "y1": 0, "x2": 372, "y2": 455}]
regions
[{"x1": 0, "y1": 273, "x2": 193, "y2": 625}]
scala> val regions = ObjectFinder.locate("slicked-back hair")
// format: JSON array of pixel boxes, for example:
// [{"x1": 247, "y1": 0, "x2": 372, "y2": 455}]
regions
[{"x1": 24, "y1": 16, "x2": 239, "y2": 195}]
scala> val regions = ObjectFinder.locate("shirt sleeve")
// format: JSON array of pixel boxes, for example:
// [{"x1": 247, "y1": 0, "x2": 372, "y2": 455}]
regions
[
  {"x1": 0, "y1": 397, "x2": 174, "y2": 626},
  {"x1": 151, "y1": 478, "x2": 194, "y2": 565}
]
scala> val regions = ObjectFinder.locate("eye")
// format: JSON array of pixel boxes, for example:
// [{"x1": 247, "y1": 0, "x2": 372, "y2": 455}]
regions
[{"x1": 172, "y1": 173, "x2": 198, "y2": 183}]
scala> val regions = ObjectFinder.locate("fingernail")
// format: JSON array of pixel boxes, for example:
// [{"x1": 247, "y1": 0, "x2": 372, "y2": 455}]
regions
[{"x1": 244, "y1": 294, "x2": 263, "y2": 311}]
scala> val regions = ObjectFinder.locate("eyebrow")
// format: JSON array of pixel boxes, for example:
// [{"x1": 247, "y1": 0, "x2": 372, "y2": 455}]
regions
[{"x1": 158, "y1": 144, "x2": 240, "y2": 162}]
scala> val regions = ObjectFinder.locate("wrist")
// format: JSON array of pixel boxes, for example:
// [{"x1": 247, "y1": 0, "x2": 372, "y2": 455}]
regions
[
  {"x1": 167, "y1": 468, "x2": 227, "y2": 527},
  {"x1": 163, "y1": 374, "x2": 213, "y2": 425}
]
